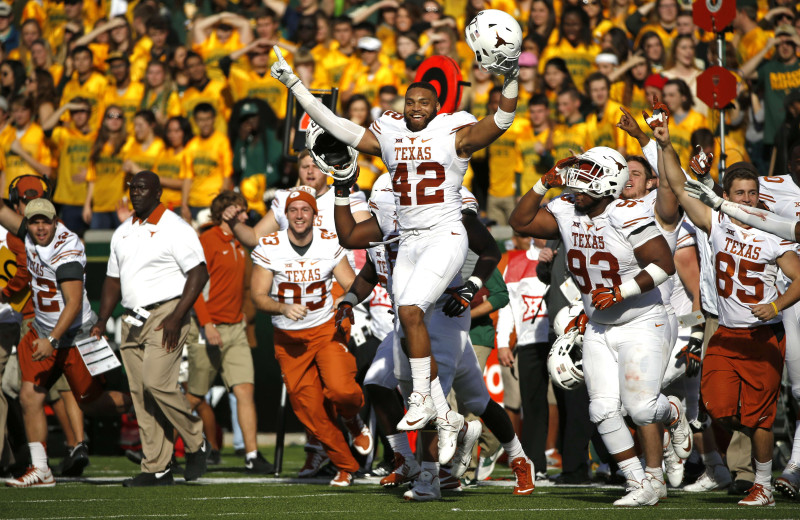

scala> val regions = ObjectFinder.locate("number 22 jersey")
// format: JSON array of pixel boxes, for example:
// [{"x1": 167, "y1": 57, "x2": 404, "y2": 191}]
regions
[
  {"x1": 251, "y1": 227, "x2": 346, "y2": 331},
  {"x1": 369, "y1": 110, "x2": 477, "y2": 231}
]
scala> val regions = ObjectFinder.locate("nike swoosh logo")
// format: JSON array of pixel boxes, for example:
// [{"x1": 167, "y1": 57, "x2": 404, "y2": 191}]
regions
[
  {"x1": 595, "y1": 226, "x2": 605, "y2": 231},
  {"x1": 752, "y1": 238, "x2": 764, "y2": 243},
  {"x1": 655, "y1": 323, "x2": 665, "y2": 327},
  {"x1": 682, "y1": 437, "x2": 691, "y2": 452},
  {"x1": 451, "y1": 232, "x2": 460, "y2": 235},
  {"x1": 406, "y1": 417, "x2": 424, "y2": 426},
  {"x1": 155, "y1": 469, "x2": 170, "y2": 478},
  {"x1": 421, "y1": 138, "x2": 432, "y2": 143},
  {"x1": 222, "y1": 250, "x2": 229, "y2": 254}
]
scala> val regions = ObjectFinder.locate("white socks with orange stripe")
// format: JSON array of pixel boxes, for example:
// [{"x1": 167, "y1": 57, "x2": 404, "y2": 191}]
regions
[{"x1": 618, "y1": 456, "x2": 646, "y2": 483}]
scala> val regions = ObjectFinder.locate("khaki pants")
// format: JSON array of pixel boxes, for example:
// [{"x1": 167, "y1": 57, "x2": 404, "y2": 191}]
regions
[
  {"x1": 120, "y1": 300, "x2": 202, "y2": 473},
  {"x1": 186, "y1": 320, "x2": 254, "y2": 395},
  {"x1": 0, "y1": 321, "x2": 19, "y2": 468},
  {"x1": 486, "y1": 195, "x2": 515, "y2": 227}
]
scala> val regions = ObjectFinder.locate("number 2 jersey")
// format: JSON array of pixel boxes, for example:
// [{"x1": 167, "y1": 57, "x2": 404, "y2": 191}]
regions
[
  {"x1": 709, "y1": 210, "x2": 795, "y2": 328},
  {"x1": 251, "y1": 227, "x2": 346, "y2": 331},
  {"x1": 547, "y1": 195, "x2": 664, "y2": 325},
  {"x1": 26, "y1": 222, "x2": 94, "y2": 332},
  {"x1": 368, "y1": 110, "x2": 477, "y2": 231}
]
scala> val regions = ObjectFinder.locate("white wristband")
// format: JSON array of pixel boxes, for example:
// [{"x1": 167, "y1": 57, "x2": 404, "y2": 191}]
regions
[
  {"x1": 334, "y1": 196, "x2": 351, "y2": 206},
  {"x1": 618, "y1": 278, "x2": 642, "y2": 299},
  {"x1": 643, "y1": 263, "x2": 670, "y2": 287},
  {"x1": 493, "y1": 107, "x2": 515, "y2": 130},
  {"x1": 532, "y1": 180, "x2": 548, "y2": 195},
  {"x1": 468, "y1": 276, "x2": 483, "y2": 290}
]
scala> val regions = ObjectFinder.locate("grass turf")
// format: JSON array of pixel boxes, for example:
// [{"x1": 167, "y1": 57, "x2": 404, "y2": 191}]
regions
[{"x1": 1, "y1": 446, "x2": 797, "y2": 519}]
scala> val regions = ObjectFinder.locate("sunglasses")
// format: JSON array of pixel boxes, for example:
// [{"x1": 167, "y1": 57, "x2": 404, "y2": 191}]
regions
[
  {"x1": 424, "y1": 6, "x2": 439, "y2": 12},
  {"x1": 106, "y1": 113, "x2": 123, "y2": 119}
]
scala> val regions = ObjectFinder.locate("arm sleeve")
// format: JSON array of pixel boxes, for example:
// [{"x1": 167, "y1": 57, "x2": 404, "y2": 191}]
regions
[
  {"x1": 495, "y1": 304, "x2": 514, "y2": 349},
  {"x1": 485, "y1": 269, "x2": 510, "y2": 311},
  {"x1": 55, "y1": 262, "x2": 84, "y2": 282},
  {"x1": 718, "y1": 200, "x2": 798, "y2": 242},
  {"x1": 289, "y1": 80, "x2": 366, "y2": 147}
]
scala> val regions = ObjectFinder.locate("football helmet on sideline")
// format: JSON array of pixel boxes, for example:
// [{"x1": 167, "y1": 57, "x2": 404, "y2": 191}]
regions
[{"x1": 547, "y1": 328, "x2": 584, "y2": 390}]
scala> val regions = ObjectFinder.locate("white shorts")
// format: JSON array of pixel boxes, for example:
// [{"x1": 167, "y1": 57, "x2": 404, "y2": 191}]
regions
[
  {"x1": 781, "y1": 299, "x2": 800, "y2": 401},
  {"x1": 392, "y1": 222, "x2": 468, "y2": 312}
]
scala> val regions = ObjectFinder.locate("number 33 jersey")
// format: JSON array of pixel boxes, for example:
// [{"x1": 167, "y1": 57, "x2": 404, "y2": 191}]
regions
[
  {"x1": 369, "y1": 110, "x2": 477, "y2": 231},
  {"x1": 547, "y1": 195, "x2": 664, "y2": 325},
  {"x1": 709, "y1": 210, "x2": 795, "y2": 328},
  {"x1": 26, "y1": 222, "x2": 94, "y2": 331},
  {"x1": 251, "y1": 227, "x2": 346, "y2": 331}
]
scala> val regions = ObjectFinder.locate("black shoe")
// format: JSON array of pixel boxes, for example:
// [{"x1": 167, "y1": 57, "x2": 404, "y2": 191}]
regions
[
  {"x1": 208, "y1": 449, "x2": 221, "y2": 465},
  {"x1": 553, "y1": 470, "x2": 593, "y2": 485},
  {"x1": 245, "y1": 452, "x2": 274, "y2": 474},
  {"x1": 184, "y1": 440, "x2": 208, "y2": 481},
  {"x1": 728, "y1": 479, "x2": 754, "y2": 495},
  {"x1": 122, "y1": 468, "x2": 174, "y2": 487},
  {"x1": 125, "y1": 449, "x2": 144, "y2": 465},
  {"x1": 60, "y1": 442, "x2": 90, "y2": 477}
]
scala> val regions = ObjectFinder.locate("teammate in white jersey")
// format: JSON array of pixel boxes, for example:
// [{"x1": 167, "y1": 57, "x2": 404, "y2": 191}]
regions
[
  {"x1": 660, "y1": 124, "x2": 800, "y2": 507},
  {"x1": 510, "y1": 147, "x2": 691, "y2": 507},
  {"x1": 0, "y1": 198, "x2": 130, "y2": 488},
  {"x1": 269, "y1": 43, "x2": 520, "y2": 434}
]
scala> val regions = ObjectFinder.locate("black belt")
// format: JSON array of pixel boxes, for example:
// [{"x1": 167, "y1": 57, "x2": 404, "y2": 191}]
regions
[{"x1": 124, "y1": 297, "x2": 179, "y2": 315}]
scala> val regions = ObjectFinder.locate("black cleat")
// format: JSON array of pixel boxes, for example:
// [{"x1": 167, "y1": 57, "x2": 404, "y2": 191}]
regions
[
  {"x1": 122, "y1": 468, "x2": 174, "y2": 487},
  {"x1": 60, "y1": 442, "x2": 90, "y2": 477},
  {"x1": 184, "y1": 440, "x2": 208, "y2": 481}
]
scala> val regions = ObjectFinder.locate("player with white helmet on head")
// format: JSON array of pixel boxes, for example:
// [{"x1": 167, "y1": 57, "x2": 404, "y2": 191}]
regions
[{"x1": 510, "y1": 145, "x2": 690, "y2": 507}]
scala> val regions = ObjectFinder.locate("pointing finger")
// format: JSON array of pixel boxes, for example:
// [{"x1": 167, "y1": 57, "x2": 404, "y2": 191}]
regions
[{"x1": 273, "y1": 45, "x2": 285, "y2": 62}]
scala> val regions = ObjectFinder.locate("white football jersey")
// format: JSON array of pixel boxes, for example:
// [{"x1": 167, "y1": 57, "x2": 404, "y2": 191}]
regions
[
  {"x1": 670, "y1": 218, "x2": 697, "y2": 317},
  {"x1": 547, "y1": 195, "x2": 664, "y2": 325},
  {"x1": 709, "y1": 210, "x2": 796, "y2": 328},
  {"x1": 26, "y1": 222, "x2": 94, "y2": 331},
  {"x1": 251, "y1": 227, "x2": 346, "y2": 331},
  {"x1": 758, "y1": 175, "x2": 800, "y2": 218},
  {"x1": 272, "y1": 187, "x2": 368, "y2": 231},
  {"x1": 369, "y1": 110, "x2": 477, "y2": 231}
]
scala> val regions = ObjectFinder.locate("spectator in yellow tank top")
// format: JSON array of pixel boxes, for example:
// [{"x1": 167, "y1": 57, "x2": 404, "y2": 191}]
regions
[
  {"x1": 542, "y1": 58, "x2": 576, "y2": 123},
  {"x1": 83, "y1": 104, "x2": 127, "y2": 229},
  {"x1": 155, "y1": 116, "x2": 193, "y2": 213},
  {"x1": 526, "y1": 0, "x2": 557, "y2": 46},
  {"x1": 539, "y1": 7, "x2": 601, "y2": 90},
  {"x1": 662, "y1": 78, "x2": 708, "y2": 166}
]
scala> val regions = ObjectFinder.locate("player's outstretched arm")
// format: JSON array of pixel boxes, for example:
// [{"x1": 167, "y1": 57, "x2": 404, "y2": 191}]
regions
[
  {"x1": 270, "y1": 46, "x2": 381, "y2": 156},
  {"x1": 754, "y1": 251, "x2": 800, "y2": 320},
  {"x1": 509, "y1": 158, "x2": 574, "y2": 239},
  {"x1": 0, "y1": 198, "x2": 24, "y2": 236},
  {"x1": 455, "y1": 68, "x2": 519, "y2": 158}
]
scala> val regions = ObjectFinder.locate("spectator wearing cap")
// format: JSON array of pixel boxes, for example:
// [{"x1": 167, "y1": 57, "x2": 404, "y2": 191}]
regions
[
  {"x1": 339, "y1": 36, "x2": 398, "y2": 107},
  {"x1": 42, "y1": 97, "x2": 95, "y2": 236},
  {"x1": 0, "y1": 95, "x2": 52, "y2": 198},
  {"x1": 103, "y1": 52, "x2": 145, "y2": 133},
  {"x1": 192, "y1": 12, "x2": 253, "y2": 82},
  {"x1": 517, "y1": 51, "x2": 539, "y2": 116},
  {"x1": 595, "y1": 52, "x2": 618, "y2": 80},
  {"x1": 93, "y1": 170, "x2": 209, "y2": 487},
  {"x1": 167, "y1": 51, "x2": 231, "y2": 134},
  {"x1": 740, "y1": 24, "x2": 800, "y2": 175},
  {"x1": 180, "y1": 102, "x2": 233, "y2": 221},
  {"x1": 0, "y1": 2, "x2": 19, "y2": 52},
  {"x1": 734, "y1": 0, "x2": 774, "y2": 66},
  {"x1": 60, "y1": 46, "x2": 108, "y2": 133}
]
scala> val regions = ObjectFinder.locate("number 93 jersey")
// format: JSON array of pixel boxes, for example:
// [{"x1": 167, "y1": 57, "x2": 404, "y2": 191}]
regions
[
  {"x1": 369, "y1": 110, "x2": 477, "y2": 231},
  {"x1": 251, "y1": 227, "x2": 346, "y2": 331},
  {"x1": 547, "y1": 195, "x2": 664, "y2": 325}
]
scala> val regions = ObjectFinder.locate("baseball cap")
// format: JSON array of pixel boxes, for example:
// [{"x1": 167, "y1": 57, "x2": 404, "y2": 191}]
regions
[
  {"x1": 775, "y1": 24, "x2": 799, "y2": 39},
  {"x1": 24, "y1": 198, "x2": 56, "y2": 220},
  {"x1": 240, "y1": 102, "x2": 258, "y2": 117},
  {"x1": 15, "y1": 176, "x2": 47, "y2": 202},
  {"x1": 0, "y1": 2, "x2": 11, "y2": 17},
  {"x1": 405, "y1": 53, "x2": 424, "y2": 71},
  {"x1": 285, "y1": 189, "x2": 318, "y2": 214},
  {"x1": 595, "y1": 52, "x2": 619, "y2": 66},
  {"x1": 519, "y1": 52, "x2": 538, "y2": 68},
  {"x1": 105, "y1": 51, "x2": 129, "y2": 64},
  {"x1": 644, "y1": 73, "x2": 668, "y2": 90},
  {"x1": 357, "y1": 36, "x2": 382, "y2": 52}
]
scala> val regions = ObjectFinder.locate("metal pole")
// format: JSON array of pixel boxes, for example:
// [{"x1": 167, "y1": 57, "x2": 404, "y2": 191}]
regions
[
  {"x1": 273, "y1": 382, "x2": 288, "y2": 476},
  {"x1": 718, "y1": 32, "x2": 727, "y2": 183}
]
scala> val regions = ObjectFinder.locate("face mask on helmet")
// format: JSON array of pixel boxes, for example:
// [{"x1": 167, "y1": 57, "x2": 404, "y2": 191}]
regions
[
  {"x1": 564, "y1": 147, "x2": 629, "y2": 199},
  {"x1": 565, "y1": 161, "x2": 606, "y2": 199},
  {"x1": 305, "y1": 121, "x2": 359, "y2": 182}
]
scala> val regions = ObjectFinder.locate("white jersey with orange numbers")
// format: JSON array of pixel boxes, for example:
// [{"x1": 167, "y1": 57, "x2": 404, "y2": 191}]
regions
[
  {"x1": 26, "y1": 222, "x2": 94, "y2": 331},
  {"x1": 709, "y1": 210, "x2": 796, "y2": 328},
  {"x1": 369, "y1": 110, "x2": 477, "y2": 231},
  {"x1": 547, "y1": 194, "x2": 664, "y2": 325},
  {"x1": 251, "y1": 227, "x2": 346, "y2": 331},
  {"x1": 758, "y1": 175, "x2": 800, "y2": 218},
  {"x1": 272, "y1": 187, "x2": 368, "y2": 231}
]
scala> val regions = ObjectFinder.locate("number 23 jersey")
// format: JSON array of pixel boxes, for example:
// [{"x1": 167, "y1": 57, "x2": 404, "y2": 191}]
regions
[
  {"x1": 547, "y1": 195, "x2": 664, "y2": 325},
  {"x1": 369, "y1": 110, "x2": 477, "y2": 231},
  {"x1": 251, "y1": 227, "x2": 346, "y2": 331}
]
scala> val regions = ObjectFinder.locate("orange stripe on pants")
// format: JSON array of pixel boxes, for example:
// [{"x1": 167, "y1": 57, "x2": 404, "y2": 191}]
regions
[{"x1": 274, "y1": 318, "x2": 363, "y2": 472}]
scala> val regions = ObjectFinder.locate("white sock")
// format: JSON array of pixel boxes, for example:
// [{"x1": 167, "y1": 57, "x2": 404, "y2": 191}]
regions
[
  {"x1": 645, "y1": 466, "x2": 664, "y2": 482},
  {"x1": 421, "y1": 460, "x2": 438, "y2": 474},
  {"x1": 29, "y1": 442, "x2": 48, "y2": 470},
  {"x1": 701, "y1": 450, "x2": 724, "y2": 469},
  {"x1": 502, "y1": 436, "x2": 525, "y2": 461},
  {"x1": 618, "y1": 456, "x2": 646, "y2": 482},
  {"x1": 410, "y1": 357, "x2": 431, "y2": 396},
  {"x1": 789, "y1": 420, "x2": 800, "y2": 468},
  {"x1": 754, "y1": 459, "x2": 772, "y2": 488},
  {"x1": 387, "y1": 433, "x2": 414, "y2": 460},
  {"x1": 245, "y1": 450, "x2": 258, "y2": 461},
  {"x1": 429, "y1": 377, "x2": 450, "y2": 417}
]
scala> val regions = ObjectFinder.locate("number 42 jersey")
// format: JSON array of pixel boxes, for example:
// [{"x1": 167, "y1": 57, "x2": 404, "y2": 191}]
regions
[
  {"x1": 251, "y1": 227, "x2": 346, "y2": 331},
  {"x1": 547, "y1": 195, "x2": 664, "y2": 325},
  {"x1": 369, "y1": 110, "x2": 477, "y2": 231}
]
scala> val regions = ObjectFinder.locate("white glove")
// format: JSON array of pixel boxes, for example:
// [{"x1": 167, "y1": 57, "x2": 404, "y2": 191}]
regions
[
  {"x1": 684, "y1": 179, "x2": 723, "y2": 210},
  {"x1": 270, "y1": 46, "x2": 299, "y2": 89}
]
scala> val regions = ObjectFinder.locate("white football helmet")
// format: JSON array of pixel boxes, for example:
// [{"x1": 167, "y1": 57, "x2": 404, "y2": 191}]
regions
[
  {"x1": 465, "y1": 9, "x2": 522, "y2": 75},
  {"x1": 553, "y1": 303, "x2": 584, "y2": 337},
  {"x1": 564, "y1": 146, "x2": 629, "y2": 199},
  {"x1": 547, "y1": 328, "x2": 584, "y2": 391},
  {"x1": 305, "y1": 120, "x2": 359, "y2": 183}
]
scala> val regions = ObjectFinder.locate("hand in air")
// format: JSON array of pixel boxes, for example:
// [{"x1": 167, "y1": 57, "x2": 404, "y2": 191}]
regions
[
  {"x1": 642, "y1": 95, "x2": 670, "y2": 130},
  {"x1": 684, "y1": 179, "x2": 723, "y2": 210},
  {"x1": 270, "y1": 46, "x2": 299, "y2": 88},
  {"x1": 543, "y1": 157, "x2": 579, "y2": 189},
  {"x1": 689, "y1": 145, "x2": 714, "y2": 184}
]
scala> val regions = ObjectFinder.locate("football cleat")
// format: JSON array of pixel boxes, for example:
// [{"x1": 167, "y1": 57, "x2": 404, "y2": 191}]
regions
[
  {"x1": 436, "y1": 410, "x2": 465, "y2": 465},
  {"x1": 403, "y1": 470, "x2": 441, "y2": 501},
  {"x1": 183, "y1": 439, "x2": 208, "y2": 482},
  {"x1": 613, "y1": 479, "x2": 659, "y2": 507},
  {"x1": 662, "y1": 432, "x2": 684, "y2": 487},
  {"x1": 774, "y1": 462, "x2": 800, "y2": 499},
  {"x1": 667, "y1": 396, "x2": 692, "y2": 459},
  {"x1": 475, "y1": 446, "x2": 505, "y2": 481},
  {"x1": 546, "y1": 448, "x2": 562, "y2": 471},
  {"x1": 646, "y1": 472, "x2": 667, "y2": 499},
  {"x1": 451, "y1": 420, "x2": 482, "y2": 478},
  {"x1": 60, "y1": 441, "x2": 90, "y2": 477},
  {"x1": 380, "y1": 453, "x2": 420, "y2": 488},
  {"x1": 510, "y1": 457, "x2": 535, "y2": 495},
  {"x1": 683, "y1": 464, "x2": 731, "y2": 492},
  {"x1": 438, "y1": 466, "x2": 462, "y2": 491},
  {"x1": 397, "y1": 392, "x2": 437, "y2": 431},
  {"x1": 6, "y1": 466, "x2": 55, "y2": 488},
  {"x1": 329, "y1": 470, "x2": 353, "y2": 487},
  {"x1": 344, "y1": 415, "x2": 373, "y2": 456},
  {"x1": 738, "y1": 483, "x2": 775, "y2": 506},
  {"x1": 298, "y1": 445, "x2": 330, "y2": 478}
]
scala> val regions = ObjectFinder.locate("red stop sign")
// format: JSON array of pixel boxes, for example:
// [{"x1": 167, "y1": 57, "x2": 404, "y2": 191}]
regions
[
  {"x1": 697, "y1": 66, "x2": 737, "y2": 109},
  {"x1": 692, "y1": 0, "x2": 735, "y2": 33}
]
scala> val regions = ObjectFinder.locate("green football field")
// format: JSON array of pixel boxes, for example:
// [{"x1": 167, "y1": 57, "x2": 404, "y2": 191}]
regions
[{"x1": 1, "y1": 446, "x2": 797, "y2": 519}]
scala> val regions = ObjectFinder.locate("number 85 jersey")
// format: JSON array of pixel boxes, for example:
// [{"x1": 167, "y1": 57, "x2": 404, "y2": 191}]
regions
[
  {"x1": 369, "y1": 110, "x2": 477, "y2": 231},
  {"x1": 547, "y1": 195, "x2": 664, "y2": 325},
  {"x1": 251, "y1": 227, "x2": 346, "y2": 331}
]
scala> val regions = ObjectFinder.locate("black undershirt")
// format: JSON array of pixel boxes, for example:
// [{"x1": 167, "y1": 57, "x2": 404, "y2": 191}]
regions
[{"x1": 290, "y1": 238, "x2": 312, "y2": 257}]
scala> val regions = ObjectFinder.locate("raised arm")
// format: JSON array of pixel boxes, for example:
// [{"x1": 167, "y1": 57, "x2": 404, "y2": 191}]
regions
[
  {"x1": 642, "y1": 99, "x2": 681, "y2": 230},
  {"x1": 0, "y1": 198, "x2": 24, "y2": 235},
  {"x1": 192, "y1": 13, "x2": 225, "y2": 44},
  {"x1": 223, "y1": 13, "x2": 253, "y2": 45},
  {"x1": 739, "y1": 38, "x2": 777, "y2": 79},
  {"x1": 73, "y1": 16, "x2": 127, "y2": 46},
  {"x1": 509, "y1": 159, "x2": 574, "y2": 239},
  {"x1": 349, "y1": 0, "x2": 399, "y2": 25}
]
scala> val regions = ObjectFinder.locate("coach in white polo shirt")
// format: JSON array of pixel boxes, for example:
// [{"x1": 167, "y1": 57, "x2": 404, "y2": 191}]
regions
[{"x1": 92, "y1": 170, "x2": 210, "y2": 487}]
